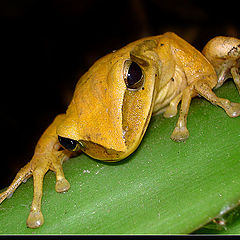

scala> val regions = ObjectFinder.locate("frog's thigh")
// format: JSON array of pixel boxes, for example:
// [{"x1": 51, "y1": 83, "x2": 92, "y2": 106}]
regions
[
  {"x1": 171, "y1": 87, "x2": 193, "y2": 142},
  {"x1": 164, "y1": 92, "x2": 182, "y2": 118},
  {"x1": 194, "y1": 79, "x2": 240, "y2": 117}
]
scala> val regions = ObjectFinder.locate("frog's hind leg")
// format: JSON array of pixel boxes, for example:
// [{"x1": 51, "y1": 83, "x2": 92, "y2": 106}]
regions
[
  {"x1": 194, "y1": 79, "x2": 240, "y2": 118},
  {"x1": 0, "y1": 162, "x2": 32, "y2": 204}
]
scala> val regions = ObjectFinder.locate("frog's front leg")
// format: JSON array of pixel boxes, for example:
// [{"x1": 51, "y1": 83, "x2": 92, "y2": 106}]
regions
[
  {"x1": 26, "y1": 143, "x2": 71, "y2": 228},
  {"x1": 163, "y1": 92, "x2": 182, "y2": 118},
  {"x1": 170, "y1": 86, "x2": 195, "y2": 142},
  {"x1": 0, "y1": 114, "x2": 73, "y2": 228}
]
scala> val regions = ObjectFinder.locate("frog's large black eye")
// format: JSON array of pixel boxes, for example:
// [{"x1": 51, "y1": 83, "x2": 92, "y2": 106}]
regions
[
  {"x1": 124, "y1": 61, "x2": 144, "y2": 90},
  {"x1": 58, "y1": 136, "x2": 81, "y2": 152}
]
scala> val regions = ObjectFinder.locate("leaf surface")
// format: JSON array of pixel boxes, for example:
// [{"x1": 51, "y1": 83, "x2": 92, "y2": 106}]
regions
[{"x1": 0, "y1": 81, "x2": 240, "y2": 234}]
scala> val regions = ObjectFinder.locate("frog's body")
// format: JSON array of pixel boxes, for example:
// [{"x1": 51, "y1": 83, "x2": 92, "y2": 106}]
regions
[{"x1": 1, "y1": 32, "x2": 240, "y2": 228}]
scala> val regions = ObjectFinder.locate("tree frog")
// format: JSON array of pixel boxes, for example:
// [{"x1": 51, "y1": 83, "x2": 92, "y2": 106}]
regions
[{"x1": 0, "y1": 32, "x2": 240, "y2": 228}]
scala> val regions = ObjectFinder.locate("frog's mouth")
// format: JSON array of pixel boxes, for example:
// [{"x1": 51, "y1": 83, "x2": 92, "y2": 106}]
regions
[
  {"x1": 57, "y1": 123, "x2": 127, "y2": 162},
  {"x1": 77, "y1": 140, "x2": 125, "y2": 162},
  {"x1": 57, "y1": 134, "x2": 125, "y2": 162}
]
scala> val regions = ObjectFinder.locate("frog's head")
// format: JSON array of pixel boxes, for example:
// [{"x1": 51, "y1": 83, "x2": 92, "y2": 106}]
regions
[{"x1": 57, "y1": 38, "x2": 162, "y2": 161}]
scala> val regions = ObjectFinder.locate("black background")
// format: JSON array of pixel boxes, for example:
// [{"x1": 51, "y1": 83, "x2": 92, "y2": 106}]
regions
[{"x1": 0, "y1": 0, "x2": 240, "y2": 189}]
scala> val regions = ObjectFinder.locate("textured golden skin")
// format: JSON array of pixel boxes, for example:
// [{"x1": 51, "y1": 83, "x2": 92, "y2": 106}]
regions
[{"x1": 0, "y1": 32, "x2": 240, "y2": 228}]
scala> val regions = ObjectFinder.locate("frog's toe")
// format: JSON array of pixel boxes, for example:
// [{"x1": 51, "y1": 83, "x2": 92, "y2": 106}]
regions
[
  {"x1": 171, "y1": 126, "x2": 189, "y2": 142},
  {"x1": 27, "y1": 210, "x2": 44, "y2": 229},
  {"x1": 55, "y1": 178, "x2": 70, "y2": 193},
  {"x1": 163, "y1": 107, "x2": 178, "y2": 118},
  {"x1": 225, "y1": 102, "x2": 240, "y2": 117}
]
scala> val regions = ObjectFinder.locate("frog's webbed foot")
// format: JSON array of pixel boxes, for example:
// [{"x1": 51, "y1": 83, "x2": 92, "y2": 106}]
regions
[{"x1": 171, "y1": 126, "x2": 189, "y2": 142}]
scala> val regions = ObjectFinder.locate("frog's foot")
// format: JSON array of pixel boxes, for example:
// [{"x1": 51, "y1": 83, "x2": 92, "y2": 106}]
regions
[
  {"x1": 55, "y1": 178, "x2": 70, "y2": 193},
  {"x1": 223, "y1": 101, "x2": 240, "y2": 118},
  {"x1": 27, "y1": 210, "x2": 44, "y2": 229},
  {"x1": 171, "y1": 126, "x2": 189, "y2": 142},
  {"x1": 164, "y1": 104, "x2": 178, "y2": 118}
]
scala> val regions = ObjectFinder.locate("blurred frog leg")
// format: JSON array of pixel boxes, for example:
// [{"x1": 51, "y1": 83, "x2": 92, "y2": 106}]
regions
[
  {"x1": 171, "y1": 87, "x2": 193, "y2": 142},
  {"x1": 194, "y1": 80, "x2": 240, "y2": 118},
  {"x1": 215, "y1": 65, "x2": 229, "y2": 89},
  {"x1": 231, "y1": 67, "x2": 240, "y2": 94}
]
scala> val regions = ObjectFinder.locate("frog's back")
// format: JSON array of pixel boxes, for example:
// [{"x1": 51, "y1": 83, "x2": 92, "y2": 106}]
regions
[{"x1": 162, "y1": 32, "x2": 217, "y2": 87}]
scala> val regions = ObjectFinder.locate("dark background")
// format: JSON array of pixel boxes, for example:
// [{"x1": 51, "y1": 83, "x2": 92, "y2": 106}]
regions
[{"x1": 0, "y1": 0, "x2": 239, "y2": 189}]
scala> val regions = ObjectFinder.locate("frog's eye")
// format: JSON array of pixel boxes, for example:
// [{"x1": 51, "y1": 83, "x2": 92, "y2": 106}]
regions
[
  {"x1": 58, "y1": 136, "x2": 82, "y2": 152},
  {"x1": 124, "y1": 60, "x2": 144, "y2": 90}
]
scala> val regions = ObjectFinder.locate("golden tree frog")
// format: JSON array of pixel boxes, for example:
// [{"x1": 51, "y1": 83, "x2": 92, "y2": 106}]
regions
[{"x1": 0, "y1": 32, "x2": 240, "y2": 228}]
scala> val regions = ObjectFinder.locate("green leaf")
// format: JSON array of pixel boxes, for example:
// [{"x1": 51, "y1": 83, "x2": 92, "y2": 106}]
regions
[
  {"x1": 193, "y1": 204, "x2": 240, "y2": 234},
  {"x1": 0, "y1": 80, "x2": 240, "y2": 234}
]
